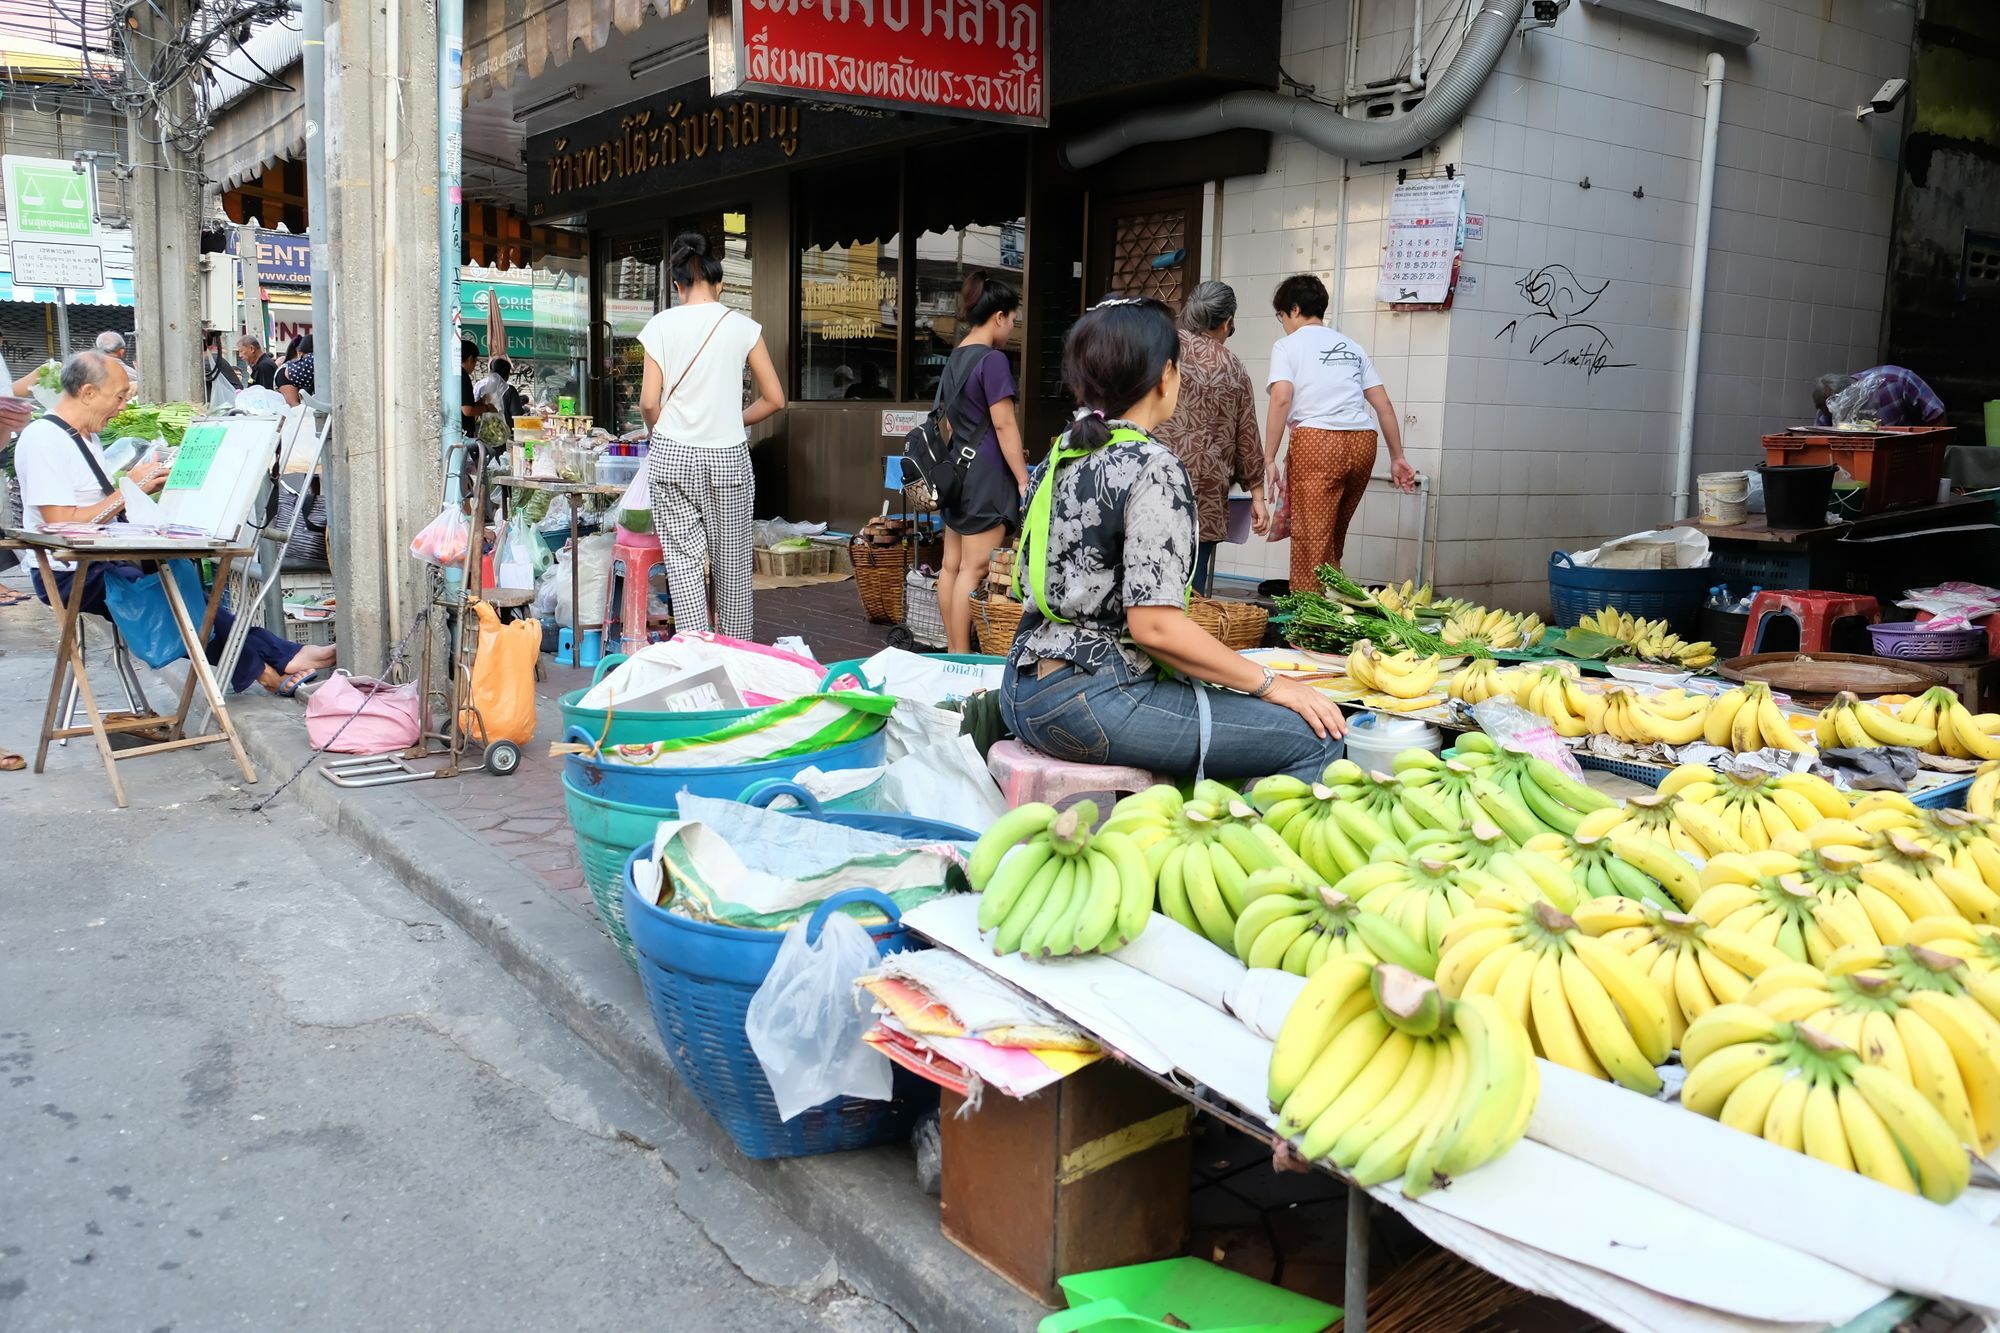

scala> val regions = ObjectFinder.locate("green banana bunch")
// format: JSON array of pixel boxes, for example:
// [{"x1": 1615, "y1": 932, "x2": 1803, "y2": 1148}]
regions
[
  {"x1": 1267, "y1": 959, "x2": 1539, "y2": 1197},
  {"x1": 1449, "y1": 735, "x2": 1616, "y2": 840},
  {"x1": 1230, "y1": 868, "x2": 1434, "y2": 978},
  {"x1": 1098, "y1": 785, "x2": 1270, "y2": 950},
  {"x1": 1521, "y1": 815, "x2": 1692, "y2": 912},
  {"x1": 1250, "y1": 762, "x2": 1412, "y2": 885},
  {"x1": 973, "y1": 801, "x2": 1156, "y2": 958}
]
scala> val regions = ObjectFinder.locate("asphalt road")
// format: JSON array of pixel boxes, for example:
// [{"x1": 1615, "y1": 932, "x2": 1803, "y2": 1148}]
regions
[{"x1": 0, "y1": 590, "x2": 908, "y2": 1332}]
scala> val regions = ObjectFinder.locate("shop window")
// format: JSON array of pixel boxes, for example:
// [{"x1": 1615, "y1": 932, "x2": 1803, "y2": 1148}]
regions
[
  {"x1": 909, "y1": 140, "x2": 1027, "y2": 401},
  {"x1": 797, "y1": 160, "x2": 900, "y2": 401},
  {"x1": 673, "y1": 209, "x2": 755, "y2": 405},
  {"x1": 600, "y1": 232, "x2": 663, "y2": 433}
]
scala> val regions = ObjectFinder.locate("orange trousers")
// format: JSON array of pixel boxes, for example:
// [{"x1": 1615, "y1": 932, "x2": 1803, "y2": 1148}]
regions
[{"x1": 1286, "y1": 427, "x2": 1376, "y2": 591}]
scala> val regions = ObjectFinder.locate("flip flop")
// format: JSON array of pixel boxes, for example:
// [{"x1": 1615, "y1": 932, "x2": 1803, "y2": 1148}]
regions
[
  {"x1": 277, "y1": 669, "x2": 319, "y2": 697},
  {"x1": 0, "y1": 588, "x2": 26, "y2": 607}
]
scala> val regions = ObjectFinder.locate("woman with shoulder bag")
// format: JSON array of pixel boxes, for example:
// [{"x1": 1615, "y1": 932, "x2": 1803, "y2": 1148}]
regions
[
  {"x1": 638, "y1": 232, "x2": 785, "y2": 638},
  {"x1": 1003, "y1": 297, "x2": 1346, "y2": 782},
  {"x1": 935, "y1": 270, "x2": 1028, "y2": 654}
]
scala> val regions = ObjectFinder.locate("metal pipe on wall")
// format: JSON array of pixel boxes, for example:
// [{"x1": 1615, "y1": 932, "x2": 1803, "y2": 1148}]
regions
[{"x1": 1672, "y1": 54, "x2": 1726, "y2": 520}]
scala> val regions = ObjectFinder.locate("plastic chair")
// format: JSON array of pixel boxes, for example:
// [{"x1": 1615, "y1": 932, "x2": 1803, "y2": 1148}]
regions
[
  {"x1": 604, "y1": 527, "x2": 673, "y2": 655},
  {"x1": 985, "y1": 739, "x2": 1164, "y2": 817},
  {"x1": 1739, "y1": 590, "x2": 1882, "y2": 656}
]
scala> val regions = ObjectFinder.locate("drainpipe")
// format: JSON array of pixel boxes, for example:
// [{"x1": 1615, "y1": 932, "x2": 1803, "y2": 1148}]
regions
[{"x1": 1672, "y1": 53, "x2": 1725, "y2": 520}]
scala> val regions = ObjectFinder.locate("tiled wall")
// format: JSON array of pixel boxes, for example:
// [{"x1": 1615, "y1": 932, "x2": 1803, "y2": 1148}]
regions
[{"x1": 1211, "y1": 0, "x2": 1915, "y2": 613}]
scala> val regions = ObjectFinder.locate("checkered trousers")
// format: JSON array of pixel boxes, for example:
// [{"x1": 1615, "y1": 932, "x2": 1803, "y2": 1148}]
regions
[{"x1": 646, "y1": 440, "x2": 755, "y2": 639}]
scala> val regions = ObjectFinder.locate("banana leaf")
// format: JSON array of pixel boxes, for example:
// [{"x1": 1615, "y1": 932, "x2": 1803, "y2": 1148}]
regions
[{"x1": 1554, "y1": 628, "x2": 1622, "y2": 660}]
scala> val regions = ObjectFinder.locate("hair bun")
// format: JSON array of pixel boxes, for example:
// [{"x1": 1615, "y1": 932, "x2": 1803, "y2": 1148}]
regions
[{"x1": 672, "y1": 230, "x2": 710, "y2": 258}]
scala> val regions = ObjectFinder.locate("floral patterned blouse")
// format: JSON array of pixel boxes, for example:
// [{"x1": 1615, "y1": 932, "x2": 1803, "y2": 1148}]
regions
[
  {"x1": 1151, "y1": 330, "x2": 1264, "y2": 543},
  {"x1": 1010, "y1": 420, "x2": 1198, "y2": 676}
]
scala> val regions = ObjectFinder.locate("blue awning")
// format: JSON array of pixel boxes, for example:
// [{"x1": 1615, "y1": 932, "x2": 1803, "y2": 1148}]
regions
[{"x1": 0, "y1": 274, "x2": 134, "y2": 306}]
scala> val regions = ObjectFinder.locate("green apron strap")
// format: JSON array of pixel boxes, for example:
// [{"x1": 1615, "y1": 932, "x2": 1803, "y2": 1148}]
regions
[{"x1": 1017, "y1": 426, "x2": 1150, "y2": 623}]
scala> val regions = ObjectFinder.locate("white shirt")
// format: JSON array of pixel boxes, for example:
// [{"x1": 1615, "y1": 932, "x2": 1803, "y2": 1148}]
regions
[
  {"x1": 14, "y1": 414, "x2": 111, "y2": 571},
  {"x1": 636, "y1": 304, "x2": 762, "y2": 449},
  {"x1": 1268, "y1": 324, "x2": 1385, "y2": 431}
]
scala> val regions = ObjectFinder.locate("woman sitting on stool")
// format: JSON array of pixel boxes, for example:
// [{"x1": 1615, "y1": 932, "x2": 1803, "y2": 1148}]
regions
[
  {"x1": 14, "y1": 350, "x2": 336, "y2": 695},
  {"x1": 1001, "y1": 297, "x2": 1346, "y2": 783}
]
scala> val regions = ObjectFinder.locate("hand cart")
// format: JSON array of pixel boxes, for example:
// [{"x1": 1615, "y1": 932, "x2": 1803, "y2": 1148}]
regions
[{"x1": 323, "y1": 439, "x2": 522, "y2": 786}]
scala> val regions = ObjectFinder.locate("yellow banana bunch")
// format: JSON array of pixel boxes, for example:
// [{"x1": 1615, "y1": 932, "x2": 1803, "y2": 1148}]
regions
[
  {"x1": 1663, "y1": 766, "x2": 1848, "y2": 851},
  {"x1": 1578, "y1": 605, "x2": 1717, "y2": 669},
  {"x1": 1446, "y1": 657, "x2": 1510, "y2": 704},
  {"x1": 1815, "y1": 690, "x2": 1940, "y2": 751},
  {"x1": 1441, "y1": 605, "x2": 1546, "y2": 651},
  {"x1": 1229, "y1": 869, "x2": 1436, "y2": 978},
  {"x1": 1820, "y1": 687, "x2": 2000, "y2": 757},
  {"x1": 1339, "y1": 853, "x2": 1482, "y2": 967},
  {"x1": 1741, "y1": 942, "x2": 2000, "y2": 1156},
  {"x1": 1598, "y1": 685, "x2": 1713, "y2": 748},
  {"x1": 1370, "y1": 579, "x2": 1434, "y2": 617},
  {"x1": 1690, "y1": 848, "x2": 1887, "y2": 965},
  {"x1": 1435, "y1": 880, "x2": 1675, "y2": 1092},
  {"x1": 1678, "y1": 1006, "x2": 1969, "y2": 1203},
  {"x1": 1886, "y1": 807, "x2": 2000, "y2": 890},
  {"x1": 1570, "y1": 896, "x2": 1790, "y2": 1049},
  {"x1": 1904, "y1": 917, "x2": 2000, "y2": 1026},
  {"x1": 1268, "y1": 960, "x2": 1538, "y2": 1197},
  {"x1": 1346, "y1": 641, "x2": 1442, "y2": 701},
  {"x1": 1519, "y1": 664, "x2": 1601, "y2": 739},
  {"x1": 1701, "y1": 681, "x2": 1813, "y2": 753},
  {"x1": 1857, "y1": 829, "x2": 2000, "y2": 927},
  {"x1": 1970, "y1": 761, "x2": 2000, "y2": 818}
]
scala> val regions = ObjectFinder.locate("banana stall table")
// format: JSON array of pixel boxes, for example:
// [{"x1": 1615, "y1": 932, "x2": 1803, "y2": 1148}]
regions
[
  {"x1": 490, "y1": 476, "x2": 629, "y2": 656},
  {"x1": 0, "y1": 530, "x2": 256, "y2": 808}
]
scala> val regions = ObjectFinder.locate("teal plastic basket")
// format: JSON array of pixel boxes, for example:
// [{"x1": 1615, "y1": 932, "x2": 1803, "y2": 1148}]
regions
[{"x1": 558, "y1": 652, "x2": 760, "y2": 748}]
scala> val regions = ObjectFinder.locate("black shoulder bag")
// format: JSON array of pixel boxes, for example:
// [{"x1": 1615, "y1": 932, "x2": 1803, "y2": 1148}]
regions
[{"x1": 900, "y1": 346, "x2": 996, "y2": 511}]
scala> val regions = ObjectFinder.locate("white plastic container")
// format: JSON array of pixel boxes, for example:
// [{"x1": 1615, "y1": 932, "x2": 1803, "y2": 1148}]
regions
[
  {"x1": 1341, "y1": 712, "x2": 1443, "y2": 773},
  {"x1": 1697, "y1": 470, "x2": 1750, "y2": 525}
]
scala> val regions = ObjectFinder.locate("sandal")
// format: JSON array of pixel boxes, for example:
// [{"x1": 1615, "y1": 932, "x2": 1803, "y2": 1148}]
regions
[
  {"x1": 0, "y1": 748, "x2": 23, "y2": 772},
  {"x1": 277, "y1": 669, "x2": 319, "y2": 697},
  {"x1": 0, "y1": 588, "x2": 26, "y2": 607}
]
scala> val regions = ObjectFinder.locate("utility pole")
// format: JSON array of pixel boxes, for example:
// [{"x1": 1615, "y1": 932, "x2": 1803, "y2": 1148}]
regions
[
  {"x1": 321, "y1": 0, "x2": 442, "y2": 671},
  {"x1": 123, "y1": 0, "x2": 203, "y2": 401}
]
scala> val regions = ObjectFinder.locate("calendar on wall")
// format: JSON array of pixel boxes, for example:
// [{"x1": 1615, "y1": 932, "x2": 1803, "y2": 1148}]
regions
[{"x1": 1378, "y1": 177, "x2": 1466, "y2": 307}]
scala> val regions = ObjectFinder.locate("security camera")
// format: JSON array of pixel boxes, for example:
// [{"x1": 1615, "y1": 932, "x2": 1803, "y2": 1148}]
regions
[{"x1": 1856, "y1": 78, "x2": 1908, "y2": 120}]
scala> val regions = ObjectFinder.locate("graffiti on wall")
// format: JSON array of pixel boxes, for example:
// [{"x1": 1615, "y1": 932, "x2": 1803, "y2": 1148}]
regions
[{"x1": 1494, "y1": 263, "x2": 1634, "y2": 377}]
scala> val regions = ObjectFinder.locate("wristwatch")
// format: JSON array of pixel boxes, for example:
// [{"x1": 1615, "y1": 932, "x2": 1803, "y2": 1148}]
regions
[{"x1": 1251, "y1": 665, "x2": 1277, "y2": 698}]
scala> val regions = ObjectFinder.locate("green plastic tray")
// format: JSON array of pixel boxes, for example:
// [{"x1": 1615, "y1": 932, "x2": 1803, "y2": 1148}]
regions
[{"x1": 1039, "y1": 1258, "x2": 1340, "y2": 1333}]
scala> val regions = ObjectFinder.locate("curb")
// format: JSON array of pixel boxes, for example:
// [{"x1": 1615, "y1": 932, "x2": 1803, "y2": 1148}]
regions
[{"x1": 226, "y1": 700, "x2": 1042, "y2": 1333}]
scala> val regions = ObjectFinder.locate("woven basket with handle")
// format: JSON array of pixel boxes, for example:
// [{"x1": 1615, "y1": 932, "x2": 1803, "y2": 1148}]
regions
[{"x1": 850, "y1": 539, "x2": 908, "y2": 624}]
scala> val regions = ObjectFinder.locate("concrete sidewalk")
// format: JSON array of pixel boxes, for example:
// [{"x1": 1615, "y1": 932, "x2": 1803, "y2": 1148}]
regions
[{"x1": 219, "y1": 673, "x2": 1044, "y2": 1332}]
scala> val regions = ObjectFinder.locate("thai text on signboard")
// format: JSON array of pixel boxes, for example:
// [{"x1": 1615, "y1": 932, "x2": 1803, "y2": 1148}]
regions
[{"x1": 715, "y1": 0, "x2": 1047, "y2": 126}]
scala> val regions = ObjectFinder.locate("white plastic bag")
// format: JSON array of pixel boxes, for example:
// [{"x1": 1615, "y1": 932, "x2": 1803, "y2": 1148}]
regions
[
  {"x1": 553, "y1": 531, "x2": 615, "y2": 623},
  {"x1": 745, "y1": 912, "x2": 893, "y2": 1120}
]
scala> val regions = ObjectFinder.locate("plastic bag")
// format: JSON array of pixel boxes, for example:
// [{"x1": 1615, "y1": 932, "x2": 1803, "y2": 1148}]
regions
[
  {"x1": 745, "y1": 912, "x2": 893, "y2": 1121},
  {"x1": 531, "y1": 564, "x2": 562, "y2": 616},
  {"x1": 1267, "y1": 488, "x2": 1291, "y2": 542},
  {"x1": 754, "y1": 517, "x2": 828, "y2": 548},
  {"x1": 102, "y1": 560, "x2": 208, "y2": 668},
  {"x1": 494, "y1": 513, "x2": 552, "y2": 590},
  {"x1": 1469, "y1": 696, "x2": 1585, "y2": 778},
  {"x1": 410, "y1": 504, "x2": 471, "y2": 567},
  {"x1": 460, "y1": 600, "x2": 539, "y2": 745},
  {"x1": 552, "y1": 531, "x2": 615, "y2": 624},
  {"x1": 617, "y1": 467, "x2": 652, "y2": 534}
]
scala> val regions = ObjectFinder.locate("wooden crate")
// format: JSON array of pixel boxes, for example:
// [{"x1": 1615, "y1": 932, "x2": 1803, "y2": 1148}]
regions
[{"x1": 940, "y1": 1061, "x2": 1195, "y2": 1306}]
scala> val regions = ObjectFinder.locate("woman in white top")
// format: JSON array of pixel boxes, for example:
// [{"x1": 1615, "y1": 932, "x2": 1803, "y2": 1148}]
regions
[
  {"x1": 1256, "y1": 274, "x2": 1415, "y2": 592},
  {"x1": 638, "y1": 232, "x2": 785, "y2": 638}
]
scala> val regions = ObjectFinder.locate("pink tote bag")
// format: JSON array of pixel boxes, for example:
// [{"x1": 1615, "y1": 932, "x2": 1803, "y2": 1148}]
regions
[{"x1": 305, "y1": 671, "x2": 424, "y2": 754}]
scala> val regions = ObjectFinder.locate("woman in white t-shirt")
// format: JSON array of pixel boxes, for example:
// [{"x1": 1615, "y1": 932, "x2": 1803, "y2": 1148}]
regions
[
  {"x1": 638, "y1": 232, "x2": 784, "y2": 638},
  {"x1": 1257, "y1": 274, "x2": 1416, "y2": 592}
]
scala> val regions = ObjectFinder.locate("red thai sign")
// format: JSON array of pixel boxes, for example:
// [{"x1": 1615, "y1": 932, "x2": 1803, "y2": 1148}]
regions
[{"x1": 711, "y1": 0, "x2": 1047, "y2": 127}]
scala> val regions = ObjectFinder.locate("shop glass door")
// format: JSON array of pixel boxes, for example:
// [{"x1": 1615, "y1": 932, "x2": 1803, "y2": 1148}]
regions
[{"x1": 598, "y1": 231, "x2": 663, "y2": 434}]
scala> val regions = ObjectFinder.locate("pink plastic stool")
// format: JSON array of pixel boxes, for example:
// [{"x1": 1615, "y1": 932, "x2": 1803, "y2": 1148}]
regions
[
  {"x1": 985, "y1": 739, "x2": 1165, "y2": 818},
  {"x1": 605, "y1": 527, "x2": 674, "y2": 655}
]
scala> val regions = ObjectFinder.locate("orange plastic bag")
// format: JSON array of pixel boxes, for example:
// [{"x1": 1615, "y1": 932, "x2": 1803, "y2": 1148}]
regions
[{"x1": 460, "y1": 600, "x2": 539, "y2": 745}]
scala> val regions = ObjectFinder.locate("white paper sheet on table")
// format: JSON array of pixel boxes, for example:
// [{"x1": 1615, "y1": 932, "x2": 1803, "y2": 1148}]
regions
[{"x1": 903, "y1": 895, "x2": 2000, "y2": 1332}]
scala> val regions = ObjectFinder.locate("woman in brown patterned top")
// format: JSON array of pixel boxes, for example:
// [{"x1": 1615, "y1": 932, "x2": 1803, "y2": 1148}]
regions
[{"x1": 1153, "y1": 281, "x2": 1266, "y2": 595}]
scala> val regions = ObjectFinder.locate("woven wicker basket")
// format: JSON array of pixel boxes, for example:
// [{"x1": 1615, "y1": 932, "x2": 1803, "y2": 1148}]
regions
[
  {"x1": 975, "y1": 594, "x2": 1025, "y2": 656},
  {"x1": 850, "y1": 540, "x2": 908, "y2": 623},
  {"x1": 1214, "y1": 597, "x2": 1270, "y2": 650}
]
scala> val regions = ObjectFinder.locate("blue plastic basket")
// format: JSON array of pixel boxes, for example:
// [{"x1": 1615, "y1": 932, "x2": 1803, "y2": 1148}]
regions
[
  {"x1": 562, "y1": 724, "x2": 888, "y2": 807},
  {"x1": 620, "y1": 784, "x2": 966, "y2": 1159},
  {"x1": 1548, "y1": 551, "x2": 1710, "y2": 637}
]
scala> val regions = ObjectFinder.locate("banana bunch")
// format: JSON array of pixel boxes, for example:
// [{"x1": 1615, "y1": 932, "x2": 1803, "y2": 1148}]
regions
[
  {"x1": 1345, "y1": 641, "x2": 1443, "y2": 701},
  {"x1": 1513, "y1": 663, "x2": 1604, "y2": 738},
  {"x1": 1866, "y1": 805, "x2": 2000, "y2": 896},
  {"x1": 1654, "y1": 764, "x2": 1851, "y2": 851},
  {"x1": 1604, "y1": 790, "x2": 1746, "y2": 859},
  {"x1": 1522, "y1": 817, "x2": 1702, "y2": 910},
  {"x1": 1702, "y1": 681, "x2": 1812, "y2": 753},
  {"x1": 1268, "y1": 959, "x2": 1538, "y2": 1196},
  {"x1": 1691, "y1": 848, "x2": 1888, "y2": 965},
  {"x1": 1577, "y1": 605, "x2": 1718, "y2": 670},
  {"x1": 1388, "y1": 750, "x2": 1497, "y2": 826},
  {"x1": 1446, "y1": 657, "x2": 1512, "y2": 704},
  {"x1": 1441, "y1": 606, "x2": 1546, "y2": 651},
  {"x1": 1251, "y1": 766, "x2": 1401, "y2": 883},
  {"x1": 1371, "y1": 579, "x2": 1435, "y2": 618},
  {"x1": 1816, "y1": 690, "x2": 1940, "y2": 751},
  {"x1": 1906, "y1": 917, "x2": 2000, "y2": 1023},
  {"x1": 1100, "y1": 781, "x2": 1297, "y2": 951},
  {"x1": 1971, "y1": 762, "x2": 2000, "y2": 818},
  {"x1": 1679, "y1": 1006, "x2": 1969, "y2": 1203},
  {"x1": 972, "y1": 802, "x2": 1156, "y2": 957},
  {"x1": 1435, "y1": 880, "x2": 1674, "y2": 1092},
  {"x1": 1231, "y1": 870, "x2": 1434, "y2": 976},
  {"x1": 1596, "y1": 686, "x2": 1717, "y2": 748},
  {"x1": 1916, "y1": 688, "x2": 2000, "y2": 761},
  {"x1": 1569, "y1": 896, "x2": 1790, "y2": 1049},
  {"x1": 1855, "y1": 829, "x2": 2000, "y2": 926},
  {"x1": 1336, "y1": 850, "x2": 1483, "y2": 969},
  {"x1": 1742, "y1": 944, "x2": 2000, "y2": 1155},
  {"x1": 1453, "y1": 732, "x2": 1619, "y2": 838}
]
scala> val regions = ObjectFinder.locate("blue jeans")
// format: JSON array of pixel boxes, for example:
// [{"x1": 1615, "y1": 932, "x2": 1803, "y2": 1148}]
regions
[{"x1": 1001, "y1": 651, "x2": 1343, "y2": 784}]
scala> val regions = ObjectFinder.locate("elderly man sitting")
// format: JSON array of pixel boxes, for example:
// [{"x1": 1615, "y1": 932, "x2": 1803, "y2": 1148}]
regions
[{"x1": 12, "y1": 350, "x2": 335, "y2": 694}]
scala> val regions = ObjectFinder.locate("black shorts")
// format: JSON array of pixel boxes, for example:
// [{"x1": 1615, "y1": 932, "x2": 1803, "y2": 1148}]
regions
[{"x1": 941, "y1": 457, "x2": 1020, "y2": 535}]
